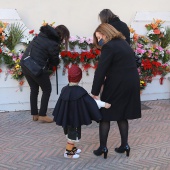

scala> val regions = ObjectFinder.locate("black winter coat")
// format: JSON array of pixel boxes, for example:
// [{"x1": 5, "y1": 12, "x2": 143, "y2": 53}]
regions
[
  {"x1": 91, "y1": 39, "x2": 141, "y2": 121},
  {"x1": 21, "y1": 25, "x2": 61, "y2": 69},
  {"x1": 108, "y1": 17, "x2": 130, "y2": 44},
  {"x1": 53, "y1": 85, "x2": 102, "y2": 127}
]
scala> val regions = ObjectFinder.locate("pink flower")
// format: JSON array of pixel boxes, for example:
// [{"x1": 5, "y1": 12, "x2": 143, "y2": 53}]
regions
[
  {"x1": 157, "y1": 46, "x2": 163, "y2": 51},
  {"x1": 137, "y1": 68, "x2": 141, "y2": 74},
  {"x1": 162, "y1": 63, "x2": 168, "y2": 67},
  {"x1": 137, "y1": 43, "x2": 143, "y2": 48},
  {"x1": 69, "y1": 36, "x2": 77, "y2": 42},
  {"x1": 147, "y1": 54, "x2": 151, "y2": 58},
  {"x1": 12, "y1": 56, "x2": 17, "y2": 61},
  {"x1": 136, "y1": 48, "x2": 146, "y2": 54},
  {"x1": 79, "y1": 37, "x2": 85, "y2": 43},
  {"x1": 19, "y1": 54, "x2": 23, "y2": 60},
  {"x1": 148, "y1": 50, "x2": 152, "y2": 54},
  {"x1": 166, "y1": 50, "x2": 170, "y2": 54},
  {"x1": 9, "y1": 70, "x2": 14, "y2": 74},
  {"x1": 8, "y1": 53, "x2": 13, "y2": 56},
  {"x1": 85, "y1": 37, "x2": 93, "y2": 44}
]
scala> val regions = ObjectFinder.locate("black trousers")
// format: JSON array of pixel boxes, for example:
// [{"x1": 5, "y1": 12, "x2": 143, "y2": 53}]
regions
[{"x1": 22, "y1": 67, "x2": 52, "y2": 116}]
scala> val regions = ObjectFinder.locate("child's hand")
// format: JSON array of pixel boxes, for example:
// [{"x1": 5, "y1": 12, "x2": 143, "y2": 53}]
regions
[{"x1": 105, "y1": 103, "x2": 111, "y2": 109}]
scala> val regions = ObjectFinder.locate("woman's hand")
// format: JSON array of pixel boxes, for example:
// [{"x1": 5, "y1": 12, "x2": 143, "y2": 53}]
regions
[{"x1": 91, "y1": 95, "x2": 100, "y2": 100}]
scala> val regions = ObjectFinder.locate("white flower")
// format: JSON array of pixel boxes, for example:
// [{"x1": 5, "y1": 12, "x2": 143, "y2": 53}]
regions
[
  {"x1": 130, "y1": 33, "x2": 134, "y2": 39},
  {"x1": 160, "y1": 27, "x2": 166, "y2": 35},
  {"x1": 160, "y1": 27, "x2": 165, "y2": 33},
  {"x1": 4, "y1": 28, "x2": 10, "y2": 37},
  {"x1": 160, "y1": 51, "x2": 164, "y2": 56},
  {"x1": 147, "y1": 30, "x2": 154, "y2": 36},
  {"x1": 1, "y1": 46, "x2": 10, "y2": 53},
  {"x1": 20, "y1": 34, "x2": 34, "y2": 44}
]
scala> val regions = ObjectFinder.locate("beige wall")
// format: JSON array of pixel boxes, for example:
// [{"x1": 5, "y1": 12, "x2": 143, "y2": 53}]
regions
[{"x1": 1, "y1": 0, "x2": 170, "y2": 37}]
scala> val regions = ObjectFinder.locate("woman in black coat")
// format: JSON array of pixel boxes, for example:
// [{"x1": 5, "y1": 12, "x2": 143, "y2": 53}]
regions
[
  {"x1": 21, "y1": 24, "x2": 70, "y2": 123},
  {"x1": 91, "y1": 23, "x2": 141, "y2": 158},
  {"x1": 99, "y1": 9, "x2": 130, "y2": 44}
]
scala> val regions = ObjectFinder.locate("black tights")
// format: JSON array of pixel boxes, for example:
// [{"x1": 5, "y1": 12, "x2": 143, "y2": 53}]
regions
[
  {"x1": 99, "y1": 119, "x2": 129, "y2": 148},
  {"x1": 117, "y1": 119, "x2": 129, "y2": 147}
]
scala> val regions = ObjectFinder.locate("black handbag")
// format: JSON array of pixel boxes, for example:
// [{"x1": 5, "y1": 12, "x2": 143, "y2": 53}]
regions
[{"x1": 20, "y1": 45, "x2": 43, "y2": 77}]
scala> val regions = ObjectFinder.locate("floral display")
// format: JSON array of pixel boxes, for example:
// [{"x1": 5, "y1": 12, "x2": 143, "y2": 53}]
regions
[
  {"x1": 60, "y1": 48, "x2": 101, "y2": 75},
  {"x1": 0, "y1": 19, "x2": 170, "y2": 92},
  {"x1": 0, "y1": 22, "x2": 28, "y2": 89},
  {"x1": 0, "y1": 21, "x2": 8, "y2": 70},
  {"x1": 60, "y1": 51, "x2": 80, "y2": 75},
  {"x1": 21, "y1": 29, "x2": 37, "y2": 45},
  {"x1": 145, "y1": 19, "x2": 166, "y2": 43},
  {"x1": 130, "y1": 19, "x2": 170, "y2": 91},
  {"x1": 69, "y1": 36, "x2": 93, "y2": 51},
  {"x1": 140, "y1": 79, "x2": 147, "y2": 90}
]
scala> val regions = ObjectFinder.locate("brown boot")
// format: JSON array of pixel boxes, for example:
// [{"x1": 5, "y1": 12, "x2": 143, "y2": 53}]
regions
[
  {"x1": 33, "y1": 115, "x2": 39, "y2": 121},
  {"x1": 38, "y1": 116, "x2": 54, "y2": 123}
]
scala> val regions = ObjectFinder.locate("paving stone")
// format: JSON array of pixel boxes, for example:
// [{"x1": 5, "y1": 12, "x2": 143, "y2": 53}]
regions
[{"x1": 0, "y1": 99, "x2": 170, "y2": 170}]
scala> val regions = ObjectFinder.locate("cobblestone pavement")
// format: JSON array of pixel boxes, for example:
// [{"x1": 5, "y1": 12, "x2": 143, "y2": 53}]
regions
[{"x1": 0, "y1": 99, "x2": 170, "y2": 170}]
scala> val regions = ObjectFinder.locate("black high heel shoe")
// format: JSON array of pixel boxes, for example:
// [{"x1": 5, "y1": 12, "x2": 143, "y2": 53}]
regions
[
  {"x1": 93, "y1": 147, "x2": 108, "y2": 159},
  {"x1": 115, "y1": 145, "x2": 130, "y2": 157}
]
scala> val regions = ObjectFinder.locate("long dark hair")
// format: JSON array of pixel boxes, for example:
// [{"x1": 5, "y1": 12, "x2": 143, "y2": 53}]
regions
[
  {"x1": 99, "y1": 9, "x2": 118, "y2": 23},
  {"x1": 55, "y1": 25, "x2": 70, "y2": 50}
]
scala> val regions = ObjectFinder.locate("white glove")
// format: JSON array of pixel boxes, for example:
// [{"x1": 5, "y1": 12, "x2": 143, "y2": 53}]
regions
[{"x1": 94, "y1": 99, "x2": 105, "y2": 109}]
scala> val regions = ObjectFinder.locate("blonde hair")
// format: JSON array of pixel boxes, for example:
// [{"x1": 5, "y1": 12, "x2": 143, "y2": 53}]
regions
[{"x1": 93, "y1": 23, "x2": 125, "y2": 49}]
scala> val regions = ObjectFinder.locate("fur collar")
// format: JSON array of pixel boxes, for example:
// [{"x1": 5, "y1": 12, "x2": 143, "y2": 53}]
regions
[{"x1": 40, "y1": 25, "x2": 60, "y2": 42}]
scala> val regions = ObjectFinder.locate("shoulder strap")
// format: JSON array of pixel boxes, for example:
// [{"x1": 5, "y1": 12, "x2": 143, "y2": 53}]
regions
[{"x1": 28, "y1": 36, "x2": 37, "y2": 57}]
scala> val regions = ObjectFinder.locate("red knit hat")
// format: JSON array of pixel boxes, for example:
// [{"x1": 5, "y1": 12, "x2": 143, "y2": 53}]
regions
[{"x1": 68, "y1": 65, "x2": 82, "y2": 83}]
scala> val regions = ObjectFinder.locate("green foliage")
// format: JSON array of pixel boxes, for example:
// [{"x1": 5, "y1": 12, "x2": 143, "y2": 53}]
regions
[
  {"x1": 4, "y1": 23, "x2": 26, "y2": 51},
  {"x1": 160, "y1": 27, "x2": 170, "y2": 48},
  {"x1": 3, "y1": 54, "x2": 15, "y2": 68},
  {"x1": 162, "y1": 52, "x2": 170, "y2": 63}
]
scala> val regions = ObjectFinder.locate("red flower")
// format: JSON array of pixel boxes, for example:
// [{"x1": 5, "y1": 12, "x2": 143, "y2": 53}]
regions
[
  {"x1": 29, "y1": 30, "x2": 34, "y2": 34},
  {"x1": 0, "y1": 68, "x2": 2, "y2": 73},
  {"x1": 142, "y1": 59, "x2": 152, "y2": 70},
  {"x1": 153, "y1": 29, "x2": 160, "y2": 35},
  {"x1": 52, "y1": 66, "x2": 57, "y2": 71},
  {"x1": 19, "y1": 80, "x2": 24, "y2": 86},
  {"x1": 0, "y1": 48, "x2": 2, "y2": 54},
  {"x1": 152, "y1": 61, "x2": 161, "y2": 67},
  {"x1": 60, "y1": 51, "x2": 68, "y2": 57}
]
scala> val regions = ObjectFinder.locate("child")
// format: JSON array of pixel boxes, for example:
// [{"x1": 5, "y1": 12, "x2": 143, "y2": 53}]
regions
[{"x1": 52, "y1": 64, "x2": 111, "y2": 158}]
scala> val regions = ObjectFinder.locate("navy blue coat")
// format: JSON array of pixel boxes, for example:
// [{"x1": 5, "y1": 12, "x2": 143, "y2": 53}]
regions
[{"x1": 53, "y1": 85, "x2": 102, "y2": 127}]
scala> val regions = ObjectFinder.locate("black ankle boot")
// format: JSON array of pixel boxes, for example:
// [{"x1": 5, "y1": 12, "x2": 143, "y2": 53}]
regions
[
  {"x1": 115, "y1": 145, "x2": 130, "y2": 157},
  {"x1": 93, "y1": 147, "x2": 108, "y2": 159}
]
